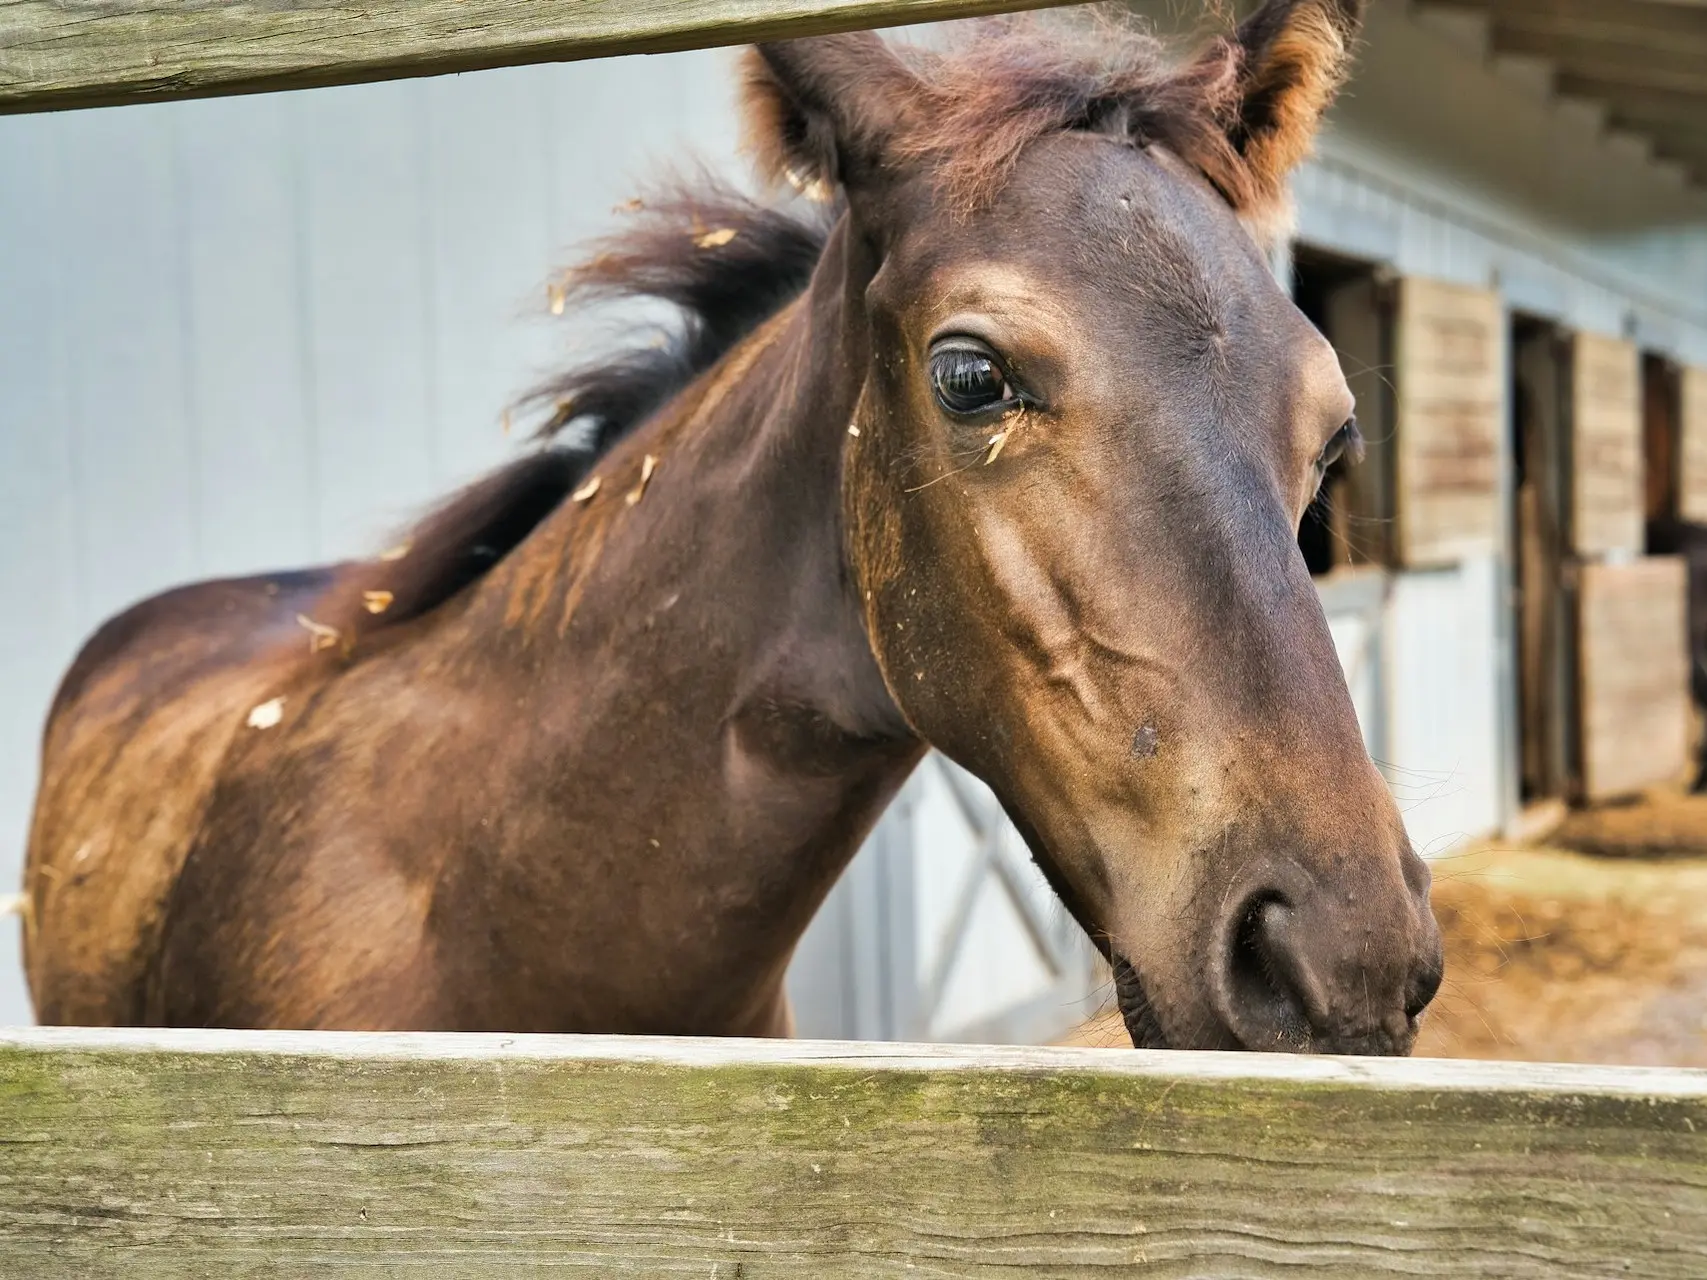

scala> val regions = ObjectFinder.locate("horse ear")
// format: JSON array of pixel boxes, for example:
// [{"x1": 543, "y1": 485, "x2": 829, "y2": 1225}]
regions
[
  {"x1": 1220, "y1": 0, "x2": 1363, "y2": 212},
  {"x1": 740, "y1": 34, "x2": 920, "y2": 197}
]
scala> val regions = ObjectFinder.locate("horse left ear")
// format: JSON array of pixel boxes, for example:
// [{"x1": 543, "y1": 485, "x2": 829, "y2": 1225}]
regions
[
  {"x1": 1217, "y1": 0, "x2": 1364, "y2": 218},
  {"x1": 740, "y1": 34, "x2": 921, "y2": 198}
]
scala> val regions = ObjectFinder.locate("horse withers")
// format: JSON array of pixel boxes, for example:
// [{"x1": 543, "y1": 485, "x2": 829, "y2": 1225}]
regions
[{"x1": 23, "y1": 0, "x2": 1441, "y2": 1051}]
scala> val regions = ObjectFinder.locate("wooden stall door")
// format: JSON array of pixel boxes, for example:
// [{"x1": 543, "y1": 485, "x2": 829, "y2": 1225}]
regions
[
  {"x1": 1682, "y1": 365, "x2": 1707, "y2": 524},
  {"x1": 1571, "y1": 332, "x2": 1643, "y2": 556},
  {"x1": 1392, "y1": 277, "x2": 1504, "y2": 568},
  {"x1": 1577, "y1": 558, "x2": 1690, "y2": 801}
]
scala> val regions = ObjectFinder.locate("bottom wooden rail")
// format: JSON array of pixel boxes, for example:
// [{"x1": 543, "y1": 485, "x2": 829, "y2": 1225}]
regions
[{"x1": 1, "y1": 1028, "x2": 1704, "y2": 1276}]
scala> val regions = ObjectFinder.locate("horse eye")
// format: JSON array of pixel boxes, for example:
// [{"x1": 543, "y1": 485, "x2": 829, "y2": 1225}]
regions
[
  {"x1": 930, "y1": 346, "x2": 1015, "y2": 416},
  {"x1": 1318, "y1": 417, "x2": 1359, "y2": 471}
]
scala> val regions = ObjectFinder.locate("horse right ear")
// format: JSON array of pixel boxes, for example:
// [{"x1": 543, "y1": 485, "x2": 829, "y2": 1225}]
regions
[
  {"x1": 740, "y1": 35, "x2": 921, "y2": 197},
  {"x1": 1215, "y1": 0, "x2": 1363, "y2": 228}
]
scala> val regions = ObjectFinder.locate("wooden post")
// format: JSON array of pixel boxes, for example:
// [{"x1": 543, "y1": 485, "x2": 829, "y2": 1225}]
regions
[
  {"x1": 2, "y1": 1028, "x2": 1705, "y2": 1276},
  {"x1": 0, "y1": 0, "x2": 1074, "y2": 114}
]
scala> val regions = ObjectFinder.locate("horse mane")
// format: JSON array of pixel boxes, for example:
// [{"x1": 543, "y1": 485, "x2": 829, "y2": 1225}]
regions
[{"x1": 305, "y1": 180, "x2": 831, "y2": 654}]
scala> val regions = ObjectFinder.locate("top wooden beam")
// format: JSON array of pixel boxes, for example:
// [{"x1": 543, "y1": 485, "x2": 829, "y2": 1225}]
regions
[
  {"x1": 3, "y1": 1027, "x2": 1707, "y2": 1277},
  {"x1": 0, "y1": 0, "x2": 1075, "y2": 115}
]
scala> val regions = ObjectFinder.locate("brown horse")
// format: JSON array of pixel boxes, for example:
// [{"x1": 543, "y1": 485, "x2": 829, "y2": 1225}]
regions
[{"x1": 22, "y1": 1, "x2": 1441, "y2": 1052}]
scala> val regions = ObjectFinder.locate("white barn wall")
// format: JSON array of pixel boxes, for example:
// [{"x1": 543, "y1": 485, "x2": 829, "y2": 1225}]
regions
[
  {"x1": 1313, "y1": 564, "x2": 1508, "y2": 859},
  {"x1": 1381, "y1": 559, "x2": 1508, "y2": 857},
  {"x1": 0, "y1": 120, "x2": 84, "y2": 1028}
]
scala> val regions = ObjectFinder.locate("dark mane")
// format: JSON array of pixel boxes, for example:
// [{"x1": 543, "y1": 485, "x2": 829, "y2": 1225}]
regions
[{"x1": 305, "y1": 179, "x2": 831, "y2": 653}]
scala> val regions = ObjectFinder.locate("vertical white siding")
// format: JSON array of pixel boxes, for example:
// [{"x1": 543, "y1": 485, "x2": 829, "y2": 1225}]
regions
[
  {"x1": 1382, "y1": 559, "x2": 1507, "y2": 856},
  {"x1": 57, "y1": 107, "x2": 201, "y2": 625},
  {"x1": 297, "y1": 81, "x2": 440, "y2": 553},
  {"x1": 420, "y1": 68, "x2": 558, "y2": 490},
  {"x1": 177, "y1": 93, "x2": 319, "y2": 576},
  {"x1": 0, "y1": 121, "x2": 81, "y2": 1026}
]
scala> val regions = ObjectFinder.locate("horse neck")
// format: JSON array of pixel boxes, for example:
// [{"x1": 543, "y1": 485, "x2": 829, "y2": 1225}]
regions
[
  {"x1": 433, "y1": 221, "x2": 922, "y2": 1028},
  {"x1": 515, "y1": 219, "x2": 905, "y2": 734}
]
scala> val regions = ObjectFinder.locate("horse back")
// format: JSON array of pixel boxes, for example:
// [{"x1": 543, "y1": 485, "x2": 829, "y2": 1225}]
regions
[{"x1": 24, "y1": 568, "x2": 334, "y2": 1024}]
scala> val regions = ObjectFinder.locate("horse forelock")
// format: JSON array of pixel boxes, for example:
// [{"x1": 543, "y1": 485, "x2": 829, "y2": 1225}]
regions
[
  {"x1": 887, "y1": 11, "x2": 1252, "y2": 216},
  {"x1": 740, "y1": 4, "x2": 1353, "y2": 233}
]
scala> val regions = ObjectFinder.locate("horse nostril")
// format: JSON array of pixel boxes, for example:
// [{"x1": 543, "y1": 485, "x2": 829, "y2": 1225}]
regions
[
  {"x1": 1219, "y1": 883, "x2": 1444, "y2": 1054},
  {"x1": 1406, "y1": 945, "x2": 1445, "y2": 1022},
  {"x1": 1224, "y1": 894, "x2": 1319, "y2": 1049}
]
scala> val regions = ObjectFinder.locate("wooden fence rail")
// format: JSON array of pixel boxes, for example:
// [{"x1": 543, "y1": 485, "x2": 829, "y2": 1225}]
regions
[
  {"x1": 0, "y1": 0, "x2": 1072, "y2": 114},
  {"x1": 2, "y1": 1027, "x2": 1705, "y2": 1276}
]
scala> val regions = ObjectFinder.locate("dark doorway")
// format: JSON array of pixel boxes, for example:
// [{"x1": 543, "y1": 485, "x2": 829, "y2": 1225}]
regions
[
  {"x1": 1639, "y1": 352, "x2": 1703, "y2": 791},
  {"x1": 1510, "y1": 317, "x2": 1577, "y2": 803},
  {"x1": 1643, "y1": 353, "x2": 1683, "y2": 549},
  {"x1": 1291, "y1": 245, "x2": 1395, "y2": 575}
]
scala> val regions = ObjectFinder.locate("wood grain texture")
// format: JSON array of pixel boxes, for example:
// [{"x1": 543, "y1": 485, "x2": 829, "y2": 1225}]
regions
[
  {"x1": 0, "y1": 0, "x2": 1071, "y2": 114},
  {"x1": 1393, "y1": 277, "x2": 1504, "y2": 568},
  {"x1": 1571, "y1": 331, "x2": 1644, "y2": 557},
  {"x1": 1578, "y1": 556, "x2": 1690, "y2": 801},
  {"x1": 1681, "y1": 365, "x2": 1707, "y2": 523},
  {"x1": 2, "y1": 1028, "x2": 1706, "y2": 1277}
]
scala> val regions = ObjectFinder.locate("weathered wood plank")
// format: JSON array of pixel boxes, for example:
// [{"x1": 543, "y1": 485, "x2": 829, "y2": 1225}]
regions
[
  {"x1": 1572, "y1": 330, "x2": 1644, "y2": 557},
  {"x1": 1577, "y1": 556, "x2": 1690, "y2": 800},
  {"x1": 2, "y1": 1028, "x2": 1706, "y2": 1276},
  {"x1": 1393, "y1": 276, "x2": 1505, "y2": 567},
  {"x1": 1493, "y1": 28, "x2": 1707, "y2": 95},
  {"x1": 0, "y1": 0, "x2": 1073, "y2": 114},
  {"x1": 1681, "y1": 364, "x2": 1707, "y2": 523}
]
